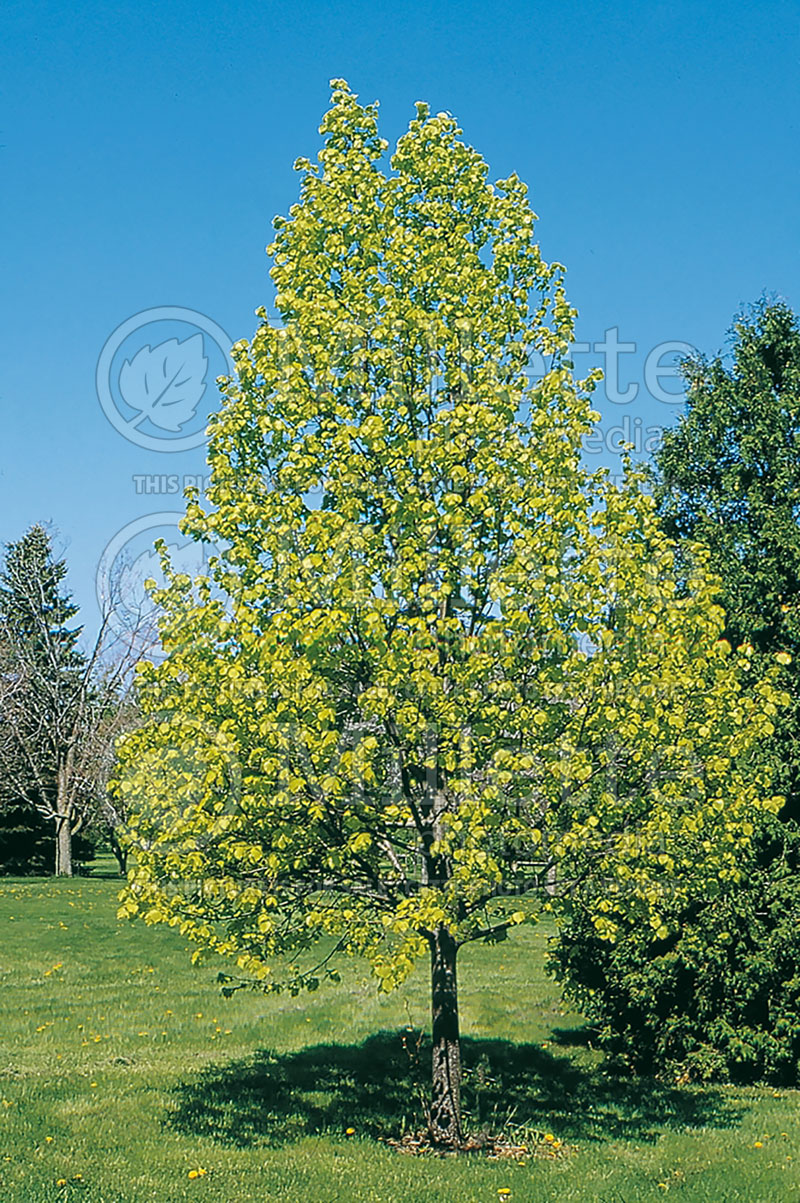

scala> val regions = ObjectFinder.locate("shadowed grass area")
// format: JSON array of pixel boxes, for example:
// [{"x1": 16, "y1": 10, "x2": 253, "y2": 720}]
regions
[
  {"x1": 169, "y1": 1032, "x2": 739, "y2": 1148},
  {"x1": 1, "y1": 862, "x2": 800, "y2": 1201}
]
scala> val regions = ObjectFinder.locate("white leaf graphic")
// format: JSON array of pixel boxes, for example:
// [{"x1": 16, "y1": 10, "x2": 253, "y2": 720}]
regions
[{"x1": 118, "y1": 335, "x2": 208, "y2": 432}]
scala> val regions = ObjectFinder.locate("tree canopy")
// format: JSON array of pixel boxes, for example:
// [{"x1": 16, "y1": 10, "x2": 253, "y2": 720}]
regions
[
  {"x1": 116, "y1": 83, "x2": 786, "y2": 1145},
  {"x1": 550, "y1": 300, "x2": 800, "y2": 1084},
  {"x1": 655, "y1": 299, "x2": 800, "y2": 811}
]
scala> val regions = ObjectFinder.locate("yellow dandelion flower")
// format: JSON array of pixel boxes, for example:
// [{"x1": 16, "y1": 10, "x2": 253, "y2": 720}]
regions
[
  {"x1": 544, "y1": 1133, "x2": 555, "y2": 1143},
  {"x1": 57, "y1": 1179, "x2": 67, "y2": 1187},
  {"x1": 45, "y1": 1136, "x2": 54, "y2": 1143},
  {"x1": 754, "y1": 1141, "x2": 764, "y2": 1148},
  {"x1": 345, "y1": 1127, "x2": 355, "y2": 1135}
]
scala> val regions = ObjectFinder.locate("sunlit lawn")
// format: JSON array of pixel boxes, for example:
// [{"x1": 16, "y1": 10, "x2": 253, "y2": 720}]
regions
[{"x1": 1, "y1": 858, "x2": 799, "y2": 1201}]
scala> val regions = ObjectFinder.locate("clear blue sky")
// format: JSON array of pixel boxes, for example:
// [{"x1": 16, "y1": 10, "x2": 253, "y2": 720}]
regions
[{"x1": 2, "y1": 0, "x2": 799, "y2": 636}]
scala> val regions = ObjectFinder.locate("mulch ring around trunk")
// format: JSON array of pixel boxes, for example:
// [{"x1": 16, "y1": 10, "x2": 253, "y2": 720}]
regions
[{"x1": 384, "y1": 1129, "x2": 570, "y2": 1160}]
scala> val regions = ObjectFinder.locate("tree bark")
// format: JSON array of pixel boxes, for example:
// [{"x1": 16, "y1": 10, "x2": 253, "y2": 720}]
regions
[
  {"x1": 429, "y1": 924, "x2": 463, "y2": 1147},
  {"x1": 109, "y1": 829, "x2": 127, "y2": 875},
  {"x1": 55, "y1": 815, "x2": 73, "y2": 877}
]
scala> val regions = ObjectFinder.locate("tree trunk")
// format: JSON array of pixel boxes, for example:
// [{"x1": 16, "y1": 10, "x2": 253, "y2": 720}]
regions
[
  {"x1": 109, "y1": 829, "x2": 127, "y2": 875},
  {"x1": 55, "y1": 815, "x2": 73, "y2": 877},
  {"x1": 429, "y1": 924, "x2": 463, "y2": 1147}
]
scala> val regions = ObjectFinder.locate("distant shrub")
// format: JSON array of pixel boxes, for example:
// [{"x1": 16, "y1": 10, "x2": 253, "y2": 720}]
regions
[
  {"x1": 550, "y1": 818, "x2": 800, "y2": 1085},
  {"x1": 0, "y1": 800, "x2": 95, "y2": 876}
]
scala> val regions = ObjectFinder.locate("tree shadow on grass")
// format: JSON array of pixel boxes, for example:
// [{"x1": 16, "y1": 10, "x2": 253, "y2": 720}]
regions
[
  {"x1": 167, "y1": 1030, "x2": 742, "y2": 1148},
  {"x1": 550, "y1": 1023, "x2": 601, "y2": 1048}
]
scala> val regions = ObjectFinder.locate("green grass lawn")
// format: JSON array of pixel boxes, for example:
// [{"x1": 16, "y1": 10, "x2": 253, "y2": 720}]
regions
[{"x1": 1, "y1": 860, "x2": 799, "y2": 1202}]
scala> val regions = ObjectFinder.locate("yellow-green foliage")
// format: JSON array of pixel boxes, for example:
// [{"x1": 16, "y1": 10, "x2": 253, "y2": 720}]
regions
[{"x1": 115, "y1": 82, "x2": 786, "y2": 994}]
